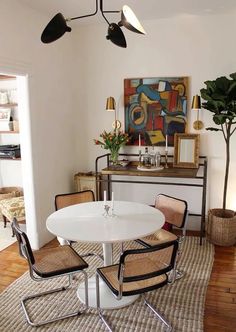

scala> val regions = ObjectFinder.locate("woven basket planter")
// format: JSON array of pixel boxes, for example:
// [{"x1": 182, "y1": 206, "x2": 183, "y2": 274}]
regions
[{"x1": 207, "y1": 208, "x2": 236, "y2": 246}]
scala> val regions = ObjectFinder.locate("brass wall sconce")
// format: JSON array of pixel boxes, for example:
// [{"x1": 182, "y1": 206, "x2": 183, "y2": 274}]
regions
[
  {"x1": 106, "y1": 97, "x2": 121, "y2": 129},
  {"x1": 192, "y1": 94, "x2": 204, "y2": 130}
]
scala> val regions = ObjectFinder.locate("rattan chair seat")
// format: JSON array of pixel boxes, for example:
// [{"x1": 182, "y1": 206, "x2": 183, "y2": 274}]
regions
[
  {"x1": 33, "y1": 245, "x2": 88, "y2": 278},
  {"x1": 140, "y1": 229, "x2": 177, "y2": 246}
]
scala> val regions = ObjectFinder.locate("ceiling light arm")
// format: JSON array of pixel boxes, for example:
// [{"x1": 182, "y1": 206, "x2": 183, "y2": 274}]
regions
[
  {"x1": 102, "y1": 10, "x2": 120, "y2": 14},
  {"x1": 69, "y1": 0, "x2": 99, "y2": 21},
  {"x1": 99, "y1": 0, "x2": 120, "y2": 25}
]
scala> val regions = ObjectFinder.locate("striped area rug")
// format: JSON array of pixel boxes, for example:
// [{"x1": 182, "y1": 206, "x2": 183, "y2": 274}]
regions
[{"x1": 0, "y1": 237, "x2": 214, "y2": 332}]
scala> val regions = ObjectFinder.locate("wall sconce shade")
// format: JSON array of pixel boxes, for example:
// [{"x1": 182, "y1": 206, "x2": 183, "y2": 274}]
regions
[
  {"x1": 192, "y1": 95, "x2": 201, "y2": 110},
  {"x1": 106, "y1": 97, "x2": 116, "y2": 111},
  {"x1": 41, "y1": 1, "x2": 145, "y2": 48},
  {"x1": 41, "y1": 13, "x2": 72, "y2": 43},
  {"x1": 106, "y1": 24, "x2": 127, "y2": 48},
  {"x1": 106, "y1": 96, "x2": 121, "y2": 129},
  {"x1": 192, "y1": 94, "x2": 204, "y2": 130},
  {"x1": 119, "y1": 5, "x2": 146, "y2": 34}
]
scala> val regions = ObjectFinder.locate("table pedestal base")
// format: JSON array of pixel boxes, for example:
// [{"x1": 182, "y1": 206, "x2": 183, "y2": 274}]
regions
[{"x1": 77, "y1": 276, "x2": 139, "y2": 309}]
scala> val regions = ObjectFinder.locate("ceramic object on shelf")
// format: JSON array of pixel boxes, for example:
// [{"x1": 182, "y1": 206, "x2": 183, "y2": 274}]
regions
[
  {"x1": 119, "y1": 159, "x2": 130, "y2": 167},
  {"x1": 137, "y1": 165, "x2": 164, "y2": 172},
  {"x1": 0, "y1": 91, "x2": 9, "y2": 104}
]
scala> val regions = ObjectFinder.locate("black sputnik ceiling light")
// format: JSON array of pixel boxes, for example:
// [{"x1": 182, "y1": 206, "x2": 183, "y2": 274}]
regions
[{"x1": 41, "y1": 0, "x2": 146, "y2": 48}]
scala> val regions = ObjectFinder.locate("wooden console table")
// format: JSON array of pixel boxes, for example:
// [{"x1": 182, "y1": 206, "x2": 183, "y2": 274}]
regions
[{"x1": 95, "y1": 154, "x2": 207, "y2": 245}]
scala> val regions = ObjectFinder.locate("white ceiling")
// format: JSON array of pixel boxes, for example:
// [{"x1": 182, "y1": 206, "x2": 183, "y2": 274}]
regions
[{"x1": 18, "y1": 0, "x2": 236, "y2": 23}]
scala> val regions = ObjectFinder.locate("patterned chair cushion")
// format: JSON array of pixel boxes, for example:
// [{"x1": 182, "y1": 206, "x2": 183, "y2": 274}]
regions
[
  {"x1": 0, "y1": 196, "x2": 25, "y2": 222},
  {"x1": 0, "y1": 187, "x2": 23, "y2": 219}
]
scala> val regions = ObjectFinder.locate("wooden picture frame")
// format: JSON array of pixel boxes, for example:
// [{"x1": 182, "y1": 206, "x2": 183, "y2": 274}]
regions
[{"x1": 173, "y1": 133, "x2": 200, "y2": 168}]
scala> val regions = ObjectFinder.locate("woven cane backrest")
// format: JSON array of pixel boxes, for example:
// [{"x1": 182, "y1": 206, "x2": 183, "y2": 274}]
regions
[
  {"x1": 119, "y1": 240, "x2": 178, "y2": 282},
  {"x1": 55, "y1": 190, "x2": 94, "y2": 211},
  {"x1": 155, "y1": 194, "x2": 187, "y2": 228},
  {"x1": 12, "y1": 218, "x2": 35, "y2": 264}
]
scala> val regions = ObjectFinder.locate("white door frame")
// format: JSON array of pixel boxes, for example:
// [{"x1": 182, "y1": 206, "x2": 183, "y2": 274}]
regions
[{"x1": 0, "y1": 56, "x2": 39, "y2": 249}]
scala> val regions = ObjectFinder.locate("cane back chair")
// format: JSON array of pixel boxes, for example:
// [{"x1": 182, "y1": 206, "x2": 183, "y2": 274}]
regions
[
  {"x1": 136, "y1": 194, "x2": 188, "y2": 281},
  {"x1": 12, "y1": 218, "x2": 89, "y2": 327},
  {"x1": 54, "y1": 190, "x2": 103, "y2": 261},
  {"x1": 55, "y1": 190, "x2": 95, "y2": 211},
  {"x1": 96, "y1": 240, "x2": 179, "y2": 332},
  {"x1": 55, "y1": 190, "x2": 95, "y2": 246}
]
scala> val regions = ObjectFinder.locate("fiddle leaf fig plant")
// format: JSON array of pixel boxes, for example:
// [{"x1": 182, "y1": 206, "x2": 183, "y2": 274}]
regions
[{"x1": 200, "y1": 73, "x2": 236, "y2": 212}]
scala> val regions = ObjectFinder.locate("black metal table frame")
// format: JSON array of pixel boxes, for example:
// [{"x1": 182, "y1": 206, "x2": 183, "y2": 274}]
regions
[{"x1": 95, "y1": 153, "x2": 207, "y2": 245}]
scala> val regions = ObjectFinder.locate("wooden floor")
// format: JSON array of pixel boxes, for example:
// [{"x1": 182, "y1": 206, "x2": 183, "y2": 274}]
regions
[
  {"x1": 204, "y1": 244, "x2": 236, "y2": 331},
  {"x1": 0, "y1": 235, "x2": 236, "y2": 331}
]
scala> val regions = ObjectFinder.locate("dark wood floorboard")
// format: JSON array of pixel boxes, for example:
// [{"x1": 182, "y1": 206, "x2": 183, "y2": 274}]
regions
[
  {"x1": 204, "y1": 243, "x2": 236, "y2": 331},
  {"x1": 0, "y1": 232, "x2": 236, "y2": 331}
]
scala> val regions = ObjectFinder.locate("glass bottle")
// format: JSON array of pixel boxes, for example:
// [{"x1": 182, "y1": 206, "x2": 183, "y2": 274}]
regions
[
  {"x1": 155, "y1": 151, "x2": 161, "y2": 167},
  {"x1": 142, "y1": 147, "x2": 151, "y2": 166},
  {"x1": 150, "y1": 146, "x2": 156, "y2": 166}
]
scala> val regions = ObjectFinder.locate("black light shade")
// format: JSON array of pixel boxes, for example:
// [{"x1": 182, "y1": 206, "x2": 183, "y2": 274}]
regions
[
  {"x1": 106, "y1": 23, "x2": 127, "y2": 48},
  {"x1": 119, "y1": 5, "x2": 146, "y2": 34},
  {"x1": 41, "y1": 13, "x2": 72, "y2": 44}
]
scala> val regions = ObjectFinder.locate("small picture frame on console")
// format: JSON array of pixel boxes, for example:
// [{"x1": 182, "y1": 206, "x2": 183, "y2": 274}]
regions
[{"x1": 173, "y1": 133, "x2": 200, "y2": 169}]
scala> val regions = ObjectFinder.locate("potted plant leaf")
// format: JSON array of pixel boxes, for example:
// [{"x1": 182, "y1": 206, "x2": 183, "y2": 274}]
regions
[{"x1": 200, "y1": 72, "x2": 236, "y2": 246}]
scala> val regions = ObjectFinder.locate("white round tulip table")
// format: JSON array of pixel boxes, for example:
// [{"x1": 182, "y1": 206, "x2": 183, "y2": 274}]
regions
[{"x1": 46, "y1": 200, "x2": 164, "y2": 309}]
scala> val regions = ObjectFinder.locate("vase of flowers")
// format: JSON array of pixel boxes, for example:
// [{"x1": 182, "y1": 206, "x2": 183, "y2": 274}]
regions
[{"x1": 94, "y1": 130, "x2": 129, "y2": 165}]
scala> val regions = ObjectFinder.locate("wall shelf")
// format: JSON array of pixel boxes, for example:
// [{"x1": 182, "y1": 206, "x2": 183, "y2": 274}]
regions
[
  {"x1": 0, "y1": 75, "x2": 16, "y2": 80},
  {"x1": 0, "y1": 130, "x2": 19, "y2": 134},
  {"x1": 0, "y1": 157, "x2": 21, "y2": 161},
  {"x1": 0, "y1": 103, "x2": 17, "y2": 108}
]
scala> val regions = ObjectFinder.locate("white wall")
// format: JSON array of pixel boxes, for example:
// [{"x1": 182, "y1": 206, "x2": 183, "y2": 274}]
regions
[
  {"x1": 0, "y1": 0, "x2": 80, "y2": 248},
  {"x1": 73, "y1": 14, "x2": 236, "y2": 229}
]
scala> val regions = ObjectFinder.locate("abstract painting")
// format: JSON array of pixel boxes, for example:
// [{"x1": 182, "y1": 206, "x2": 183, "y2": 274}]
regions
[{"x1": 124, "y1": 77, "x2": 188, "y2": 146}]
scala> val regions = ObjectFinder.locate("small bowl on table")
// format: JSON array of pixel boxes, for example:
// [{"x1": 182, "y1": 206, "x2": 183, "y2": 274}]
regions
[{"x1": 119, "y1": 159, "x2": 130, "y2": 167}]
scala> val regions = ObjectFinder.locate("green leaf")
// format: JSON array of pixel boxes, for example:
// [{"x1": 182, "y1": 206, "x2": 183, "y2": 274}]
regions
[
  {"x1": 202, "y1": 100, "x2": 218, "y2": 112},
  {"x1": 200, "y1": 89, "x2": 212, "y2": 101},
  {"x1": 228, "y1": 82, "x2": 236, "y2": 99},
  {"x1": 211, "y1": 93, "x2": 226, "y2": 101},
  {"x1": 204, "y1": 80, "x2": 216, "y2": 93},
  {"x1": 201, "y1": 73, "x2": 236, "y2": 130},
  {"x1": 215, "y1": 76, "x2": 230, "y2": 93},
  {"x1": 229, "y1": 72, "x2": 236, "y2": 80},
  {"x1": 213, "y1": 114, "x2": 226, "y2": 125}
]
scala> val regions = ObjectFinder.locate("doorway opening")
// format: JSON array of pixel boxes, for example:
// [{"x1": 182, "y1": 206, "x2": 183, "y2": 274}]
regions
[{"x1": 0, "y1": 71, "x2": 33, "y2": 251}]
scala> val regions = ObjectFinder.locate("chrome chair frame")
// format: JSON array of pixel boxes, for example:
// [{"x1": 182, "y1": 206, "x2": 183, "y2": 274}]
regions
[
  {"x1": 96, "y1": 240, "x2": 178, "y2": 332},
  {"x1": 12, "y1": 218, "x2": 89, "y2": 327}
]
